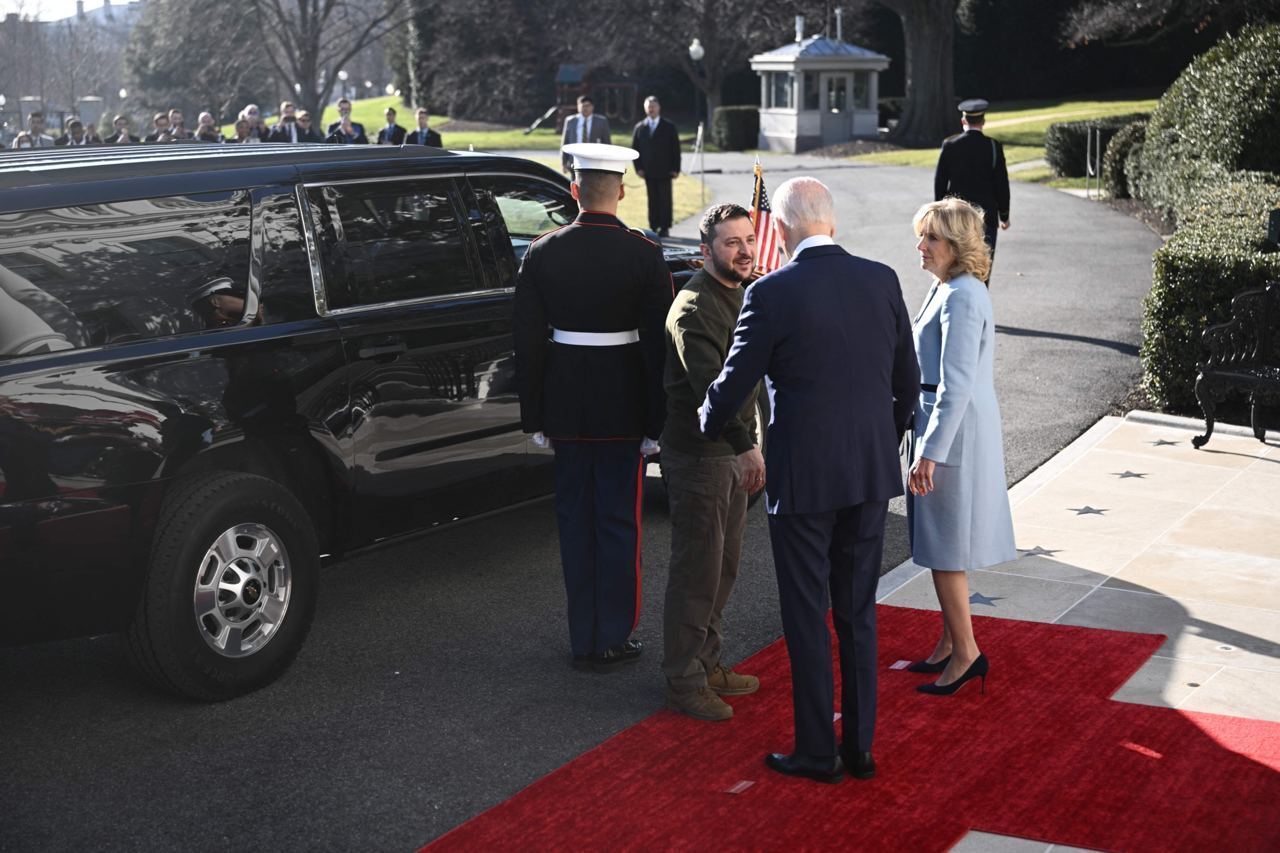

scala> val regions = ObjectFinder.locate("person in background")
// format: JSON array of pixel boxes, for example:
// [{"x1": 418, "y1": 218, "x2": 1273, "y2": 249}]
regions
[
  {"x1": 105, "y1": 115, "x2": 139, "y2": 144},
  {"x1": 144, "y1": 112, "x2": 174, "y2": 143},
  {"x1": 239, "y1": 104, "x2": 269, "y2": 142},
  {"x1": 10, "y1": 132, "x2": 35, "y2": 150},
  {"x1": 376, "y1": 106, "x2": 406, "y2": 145},
  {"x1": 324, "y1": 115, "x2": 367, "y2": 145},
  {"x1": 630, "y1": 96, "x2": 681, "y2": 238},
  {"x1": 560, "y1": 95, "x2": 611, "y2": 173},
  {"x1": 55, "y1": 119, "x2": 94, "y2": 147},
  {"x1": 905, "y1": 197, "x2": 1017, "y2": 696},
  {"x1": 226, "y1": 119, "x2": 254, "y2": 144},
  {"x1": 269, "y1": 101, "x2": 303, "y2": 143},
  {"x1": 195, "y1": 112, "x2": 223, "y2": 143},
  {"x1": 23, "y1": 113, "x2": 56, "y2": 148},
  {"x1": 168, "y1": 108, "x2": 193, "y2": 140},
  {"x1": 294, "y1": 111, "x2": 324, "y2": 143},
  {"x1": 933, "y1": 99, "x2": 1010, "y2": 281},
  {"x1": 406, "y1": 108, "x2": 441, "y2": 147},
  {"x1": 325, "y1": 98, "x2": 365, "y2": 140}
]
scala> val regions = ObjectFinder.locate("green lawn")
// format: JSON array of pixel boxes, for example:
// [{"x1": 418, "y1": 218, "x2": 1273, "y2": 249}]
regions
[
  {"x1": 525, "y1": 156, "x2": 708, "y2": 230},
  {"x1": 851, "y1": 95, "x2": 1158, "y2": 186}
]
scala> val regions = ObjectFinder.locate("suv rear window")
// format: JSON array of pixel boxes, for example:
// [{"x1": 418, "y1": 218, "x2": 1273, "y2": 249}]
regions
[
  {"x1": 305, "y1": 180, "x2": 477, "y2": 310},
  {"x1": 0, "y1": 191, "x2": 251, "y2": 358}
]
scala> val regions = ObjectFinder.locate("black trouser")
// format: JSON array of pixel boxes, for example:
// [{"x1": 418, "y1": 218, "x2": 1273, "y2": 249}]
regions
[
  {"x1": 767, "y1": 501, "x2": 886, "y2": 758},
  {"x1": 551, "y1": 439, "x2": 644, "y2": 656},
  {"x1": 645, "y1": 177, "x2": 674, "y2": 231},
  {"x1": 982, "y1": 212, "x2": 1000, "y2": 285}
]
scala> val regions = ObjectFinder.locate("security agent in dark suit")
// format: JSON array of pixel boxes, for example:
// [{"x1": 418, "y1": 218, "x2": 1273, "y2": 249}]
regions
[
  {"x1": 630, "y1": 95, "x2": 682, "y2": 237},
  {"x1": 934, "y1": 99, "x2": 1010, "y2": 272},
  {"x1": 514, "y1": 142, "x2": 674, "y2": 671},
  {"x1": 376, "y1": 107, "x2": 407, "y2": 145},
  {"x1": 701, "y1": 177, "x2": 920, "y2": 784},
  {"x1": 407, "y1": 108, "x2": 442, "y2": 147},
  {"x1": 326, "y1": 97, "x2": 366, "y2": 141}
]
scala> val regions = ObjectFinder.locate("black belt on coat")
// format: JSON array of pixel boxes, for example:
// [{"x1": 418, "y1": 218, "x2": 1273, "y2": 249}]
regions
[{"x1": 921, "y1": 383, "x2": 938, "y2": 393}]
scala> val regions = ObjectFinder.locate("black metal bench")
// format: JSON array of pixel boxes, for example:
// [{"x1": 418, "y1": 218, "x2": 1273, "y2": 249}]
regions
[{"x1": 1193, "y1": 281, "x2": 1280, "y2": 448}]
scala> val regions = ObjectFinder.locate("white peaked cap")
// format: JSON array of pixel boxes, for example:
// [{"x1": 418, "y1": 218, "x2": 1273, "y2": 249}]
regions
[{"x1": 563, "y1": 142, "x2": 639, "y2": 174}]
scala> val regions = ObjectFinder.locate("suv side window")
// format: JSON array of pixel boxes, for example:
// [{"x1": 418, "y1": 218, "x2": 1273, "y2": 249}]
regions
[
  {"x1": 469, "y1": 175, "x2": 576, "y2": 264},
  {"x1": 0, "y1": 191, "x2": 251, "y2": 359},
  {"x1": 257, "y1": 191, "x2": 318, "y2": 323},
  {"x1": 304, "y1": 180, "x2": 477, "y2": 310}
]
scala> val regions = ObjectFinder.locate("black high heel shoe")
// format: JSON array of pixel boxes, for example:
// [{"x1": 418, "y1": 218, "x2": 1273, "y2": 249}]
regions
[
  {"x1": 906, "y1": 654, "x2": 951, "y2": 674},
  {"x1": 916, "y1": 653, "x2": 989, "y2": 696}
]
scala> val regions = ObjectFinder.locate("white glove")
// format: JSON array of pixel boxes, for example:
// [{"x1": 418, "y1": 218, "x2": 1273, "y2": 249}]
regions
[
  {"x1": 530, "y1": 431, "x2": 549, "y2": 449},
  {"x1": 640, "y1": 437, "x2": 661, "y2": 457}
]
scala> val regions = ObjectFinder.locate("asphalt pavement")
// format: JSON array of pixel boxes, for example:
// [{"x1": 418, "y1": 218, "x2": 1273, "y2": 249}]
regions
[{"x1": 0, "y1": 152, "x2": 1161, "y2": 852}]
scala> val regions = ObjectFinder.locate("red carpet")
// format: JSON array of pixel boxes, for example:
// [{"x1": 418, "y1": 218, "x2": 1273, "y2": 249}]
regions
[{"x1": 425, "y1": 607, "x2": 1280, "y2": 852}]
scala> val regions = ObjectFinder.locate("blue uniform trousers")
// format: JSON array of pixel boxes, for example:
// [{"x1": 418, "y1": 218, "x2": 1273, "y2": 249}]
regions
[
  {"x1": 552, "y1": 440, "x2": 644, "y2": 656},
  {"x1": 767, "y1": 500, "x2": 886, "y2": 757}
]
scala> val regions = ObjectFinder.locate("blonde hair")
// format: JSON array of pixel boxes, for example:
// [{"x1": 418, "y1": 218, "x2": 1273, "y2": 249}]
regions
[{"x1": 912, "y1": 198, "x2": 991, "y2": 282}]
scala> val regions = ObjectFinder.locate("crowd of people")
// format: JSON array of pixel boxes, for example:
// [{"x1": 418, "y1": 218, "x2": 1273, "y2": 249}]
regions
[{"x1": 7, "y1": 98, "x2": 443, "y2": 150}]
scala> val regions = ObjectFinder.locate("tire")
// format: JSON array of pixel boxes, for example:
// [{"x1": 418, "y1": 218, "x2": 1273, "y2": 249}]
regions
[{"x1": 127, "y1": 471, "x2": 319, "y2": 701}]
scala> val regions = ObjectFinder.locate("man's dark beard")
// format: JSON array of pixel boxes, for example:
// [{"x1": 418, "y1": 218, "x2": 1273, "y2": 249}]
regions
[{"x1": 709, "y1": 254, "x2": 749, "y2": 284}]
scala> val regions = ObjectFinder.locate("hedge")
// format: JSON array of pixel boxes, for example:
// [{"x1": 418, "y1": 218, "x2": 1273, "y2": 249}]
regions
[
  {"x1": 1139, "y1": 173, "x2": 1280, "y2": 408},
  {"x1": 1137, "y1": 24, "x2": 1280, "y2": 225},
  {"x1": 1044, "y1": 113, "x2": 1147, "y2": 178},
  {"x1": 712, "y1": 106, "x2": 759, "y2": 151},
  {"x1": 1102, "y1": 121, "x2": 1145, "y2": 199}
]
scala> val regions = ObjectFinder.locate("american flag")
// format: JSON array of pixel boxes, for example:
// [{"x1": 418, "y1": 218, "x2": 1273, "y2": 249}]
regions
[{"x1": 750, "y1": 161, "x2": 784, "y2": 274}]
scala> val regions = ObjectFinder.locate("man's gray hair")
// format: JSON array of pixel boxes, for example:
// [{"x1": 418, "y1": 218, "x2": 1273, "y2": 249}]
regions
[{"x1": 772, "y1": 177, "x2": 835, "y2": 229}]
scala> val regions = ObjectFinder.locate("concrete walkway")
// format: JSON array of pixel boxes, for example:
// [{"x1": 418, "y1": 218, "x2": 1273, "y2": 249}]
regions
[{"x1": 877, "y1": 411, "x2": 1280, "y2": 852}]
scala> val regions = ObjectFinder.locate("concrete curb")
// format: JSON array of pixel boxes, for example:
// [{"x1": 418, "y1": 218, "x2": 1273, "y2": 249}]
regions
[{"x1": 1123, "y1": 408, "x2": 1274, "y2": 441}]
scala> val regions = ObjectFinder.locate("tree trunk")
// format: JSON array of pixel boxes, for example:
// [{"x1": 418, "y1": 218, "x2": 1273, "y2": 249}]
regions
[{"x1": 878, "y1": 0, "x2": 957, "y2": 147}]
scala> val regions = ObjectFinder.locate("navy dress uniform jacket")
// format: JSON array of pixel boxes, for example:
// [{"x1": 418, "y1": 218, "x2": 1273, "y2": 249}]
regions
[
  {"x1": 934, "y1": 130, "x2": 1010, "y2": 229},
  {"x1": 514, "y1": 211, "x2": 674, "y2": 441},
  {"x1": 701, "y1": 245, "x2": 919, "y2": 515}
]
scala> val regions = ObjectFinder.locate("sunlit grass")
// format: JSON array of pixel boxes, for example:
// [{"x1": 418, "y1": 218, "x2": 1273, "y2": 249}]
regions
[{"x1": 525, "y1": 156, "x2": 707, "y2": 229}]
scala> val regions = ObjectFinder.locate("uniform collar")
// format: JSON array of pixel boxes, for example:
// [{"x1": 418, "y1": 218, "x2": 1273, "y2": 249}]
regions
[
  {"x1": 792, "y1": 234, "x2": 836, "y2": 256},
  {"x1": 576, "y1": 210, "x2": 623, "y2": 226}
]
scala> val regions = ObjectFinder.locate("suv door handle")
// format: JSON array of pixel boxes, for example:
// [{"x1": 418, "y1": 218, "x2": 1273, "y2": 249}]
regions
[{"x1": 356, "y1": 341, "x2": 408, "y2": 361}]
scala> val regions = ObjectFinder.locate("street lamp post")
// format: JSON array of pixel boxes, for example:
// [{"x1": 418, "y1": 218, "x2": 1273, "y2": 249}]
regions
[
  {"x1": 337, "y1": 70, "x2": 349, "y2": 101},
  {"x1": 688, "y1": 38, "x2": 707, "y2": 205}
]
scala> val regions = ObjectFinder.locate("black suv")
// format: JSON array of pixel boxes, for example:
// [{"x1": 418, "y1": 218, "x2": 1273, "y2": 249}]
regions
[{"x1": 0, "y1": 143, "x2": 698, "y2": 700}]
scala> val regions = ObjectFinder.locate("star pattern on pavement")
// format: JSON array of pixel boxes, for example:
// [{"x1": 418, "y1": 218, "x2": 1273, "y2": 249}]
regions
[
  {"x1": 1150, "y1": 439, "x2": 1179, "y2": 447},
  {"x1": 1068, "y1": 505, "x2": 1107, "y2": 515},
  {"x1": 1112, "y1": 471, "x2": 1148, "y2": 479},
  {"x1": 969, "y1": 592, "x2": 1003, "y2": 607},
  {"x1": 1020, "y1": 545, "x2": 1062, "y2": 557}
]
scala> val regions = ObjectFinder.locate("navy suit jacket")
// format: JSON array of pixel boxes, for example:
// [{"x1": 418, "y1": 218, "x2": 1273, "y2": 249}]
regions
[{"x1": 700, "y1": 244, "x2": 920, "y2": 515}]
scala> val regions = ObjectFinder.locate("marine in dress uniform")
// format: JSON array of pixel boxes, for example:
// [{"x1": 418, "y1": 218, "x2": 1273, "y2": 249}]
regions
[
  {"x1": 514, "y1": 143, "x2": 674, "y2": 670},
  {"x1": 934, "y1": 99, "x2": 1010, "y2": 273}
]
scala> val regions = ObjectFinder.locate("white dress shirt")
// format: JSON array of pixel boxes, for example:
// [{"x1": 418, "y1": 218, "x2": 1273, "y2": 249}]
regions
[{"x1": 791, "y1": 234, "x2": 836, "y2": 257}]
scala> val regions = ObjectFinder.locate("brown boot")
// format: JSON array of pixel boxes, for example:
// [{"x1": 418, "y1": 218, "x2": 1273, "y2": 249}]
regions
[
  {"x1": 707, "y1": 662, "x2": 760, "y2": 696},
  {"x1": 665, "y1": 686, "x2": 733, "y2": 721}
]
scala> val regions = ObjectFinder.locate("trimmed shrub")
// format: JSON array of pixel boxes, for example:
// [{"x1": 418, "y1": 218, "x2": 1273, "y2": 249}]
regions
[
  {"x1": 1124, "y1": 137, "x2": 1148, "y2": 201},
  {"x1": 1139, "y1": 173, "x2": 1280, "y2": 408},
  {"x1": 712, "y1": 106, "x2": 759, "y2": 151},
  {"x1": 1102, "y1": 121, "x2": 1145, "y2": 199},
  {"x1": 1137, "y1": 24, "x2": 1280, "y2": 224},
  {"x1": 1044, "y1": 113, "x2": 1148, "y2": 178}
]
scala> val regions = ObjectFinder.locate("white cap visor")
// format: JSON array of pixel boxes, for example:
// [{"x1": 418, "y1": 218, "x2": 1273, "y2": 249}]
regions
[{"x1": 563, "y1": 142, "x2": 639, "y2": 174}]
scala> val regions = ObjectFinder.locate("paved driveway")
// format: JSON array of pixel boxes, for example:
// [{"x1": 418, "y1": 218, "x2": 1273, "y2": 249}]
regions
[{"x1": 0, "y1": 155, "x2": 1161, "y2": 852}]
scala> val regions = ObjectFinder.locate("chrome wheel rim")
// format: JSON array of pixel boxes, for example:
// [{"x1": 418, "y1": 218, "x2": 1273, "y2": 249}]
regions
[{"x1": 192, "y1": 523, "x2": 292, "y2": 658}]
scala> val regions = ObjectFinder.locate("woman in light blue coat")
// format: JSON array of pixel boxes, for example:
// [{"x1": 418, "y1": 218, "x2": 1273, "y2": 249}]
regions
[{"x1": 906, "y1": 198, "x2": 1017, "y2": 696}]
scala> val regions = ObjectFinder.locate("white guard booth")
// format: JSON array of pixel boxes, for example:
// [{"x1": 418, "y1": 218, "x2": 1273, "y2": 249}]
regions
[{"x1": 750, "y1": 16, "x2": 890, "y2": 153}]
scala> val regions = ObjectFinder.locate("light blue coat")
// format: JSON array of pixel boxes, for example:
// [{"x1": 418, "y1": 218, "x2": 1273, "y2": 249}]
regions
[{"x1": 907, "y1": 273, "x2": 1017, "y2": 571}]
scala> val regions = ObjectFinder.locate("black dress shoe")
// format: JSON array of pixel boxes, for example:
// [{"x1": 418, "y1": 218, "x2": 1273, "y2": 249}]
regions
[
  {"x1": 764, "y1": 752, "x2": 845, "y2": 784},
  {"x1": 572, "y1": 639, "x2": 643, "y2": 671},
  {"x1": 839, "y1": 748, "x2": 876, "y2": 780}
]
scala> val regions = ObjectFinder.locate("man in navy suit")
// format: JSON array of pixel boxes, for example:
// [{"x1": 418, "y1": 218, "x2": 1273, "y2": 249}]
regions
[{"x1": 701, "y1": 177, "x2": 919, "y2": 783}]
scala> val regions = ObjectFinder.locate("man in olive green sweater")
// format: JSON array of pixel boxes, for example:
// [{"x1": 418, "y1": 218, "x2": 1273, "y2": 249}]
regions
[{"x1": 661, "y1": 203, "x2": 766, "y2": 721}]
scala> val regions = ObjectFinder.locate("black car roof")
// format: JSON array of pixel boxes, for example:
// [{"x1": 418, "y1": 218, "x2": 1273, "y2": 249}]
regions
[{"x1": 0, "y1": 143, "x2": 563, "y2": 210}]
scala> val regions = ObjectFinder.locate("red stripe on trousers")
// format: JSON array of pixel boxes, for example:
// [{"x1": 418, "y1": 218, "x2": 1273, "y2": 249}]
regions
[{"x1": 632, "y1": 455, "x2": 644, "y2": 632}]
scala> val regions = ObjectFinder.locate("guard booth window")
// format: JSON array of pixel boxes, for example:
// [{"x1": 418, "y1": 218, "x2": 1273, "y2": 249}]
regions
[
  {"x1": 304, "y1": 180, "x2": 477, "y2": 310},
  {"x1": 0, "y1": 191, "x2": 251, "y2": 359}
]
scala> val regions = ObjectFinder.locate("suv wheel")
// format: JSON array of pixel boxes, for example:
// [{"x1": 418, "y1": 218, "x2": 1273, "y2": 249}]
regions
[{"x1": 127, "y1": 471, "x2": 319, "y2": 701}]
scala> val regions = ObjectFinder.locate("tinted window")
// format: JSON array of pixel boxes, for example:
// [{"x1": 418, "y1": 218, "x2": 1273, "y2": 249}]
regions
[
  {"x1": 305, "y1": 180, "x2": 476, "y2": 309},
  {"x1": 0, "y1": 191, "x2": 250, "y2": 359},
  {"x1": 258, "y1": 192, "x2": 318, "y2": 323},
  {"x1": 470, "y1": 175, "x2": 575, "y2": 263}
]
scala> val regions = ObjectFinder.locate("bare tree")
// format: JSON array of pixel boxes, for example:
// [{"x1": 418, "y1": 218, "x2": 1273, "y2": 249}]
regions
[
  {"x1": 1063, "y1": 0, "x2": 1280, "y2": 46},
  {"x1": 250, "y1": 0, "x2": 414, "y2": 119},
  {"x1": 865, "y1": 0, "x2": 960, "y2": 147}
]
